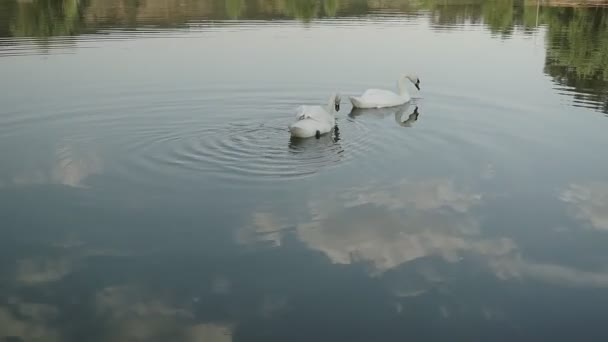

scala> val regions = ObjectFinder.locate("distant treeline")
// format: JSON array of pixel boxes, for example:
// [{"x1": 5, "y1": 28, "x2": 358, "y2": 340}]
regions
[{"x1": 1, "y1": 0, "x2": 606, "y2": 113}]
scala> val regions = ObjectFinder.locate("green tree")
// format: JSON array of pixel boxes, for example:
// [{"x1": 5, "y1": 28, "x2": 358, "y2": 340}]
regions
[
  {"x1": 0, "y1": 0, "x2": 18, "y2": 37},
  {"x1": 226, "y1": 0, "x2": 245, "y2": 19},
  {"x1": 323, "y1": 0, "x2": 339, "y2": 17},
  {"x1": 543, "y1": 7, "x2": 608, "y2": 113},
  {"x1": 9, "y1": 0, "x2": 89, "y2": 37},
  {"x1": 283, "y1": 0, "x2": 320, "y2": 21},
  {"x1": 482, "y1": 0, "x2": 515, "y2": 37}
]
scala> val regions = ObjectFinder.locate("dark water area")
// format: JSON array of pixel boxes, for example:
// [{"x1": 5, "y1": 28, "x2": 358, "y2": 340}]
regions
[{"x1": 1, "y1": 0, "x2": 608, "y2": 341}]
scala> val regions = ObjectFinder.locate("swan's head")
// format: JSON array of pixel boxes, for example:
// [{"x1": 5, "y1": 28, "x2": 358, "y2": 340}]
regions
[
  {"x1": 333, "y1": 93, "x2": 342, "y2": 112},
  {"x1": 404, "y1": 74, "x2": 421, "y2": 90}
]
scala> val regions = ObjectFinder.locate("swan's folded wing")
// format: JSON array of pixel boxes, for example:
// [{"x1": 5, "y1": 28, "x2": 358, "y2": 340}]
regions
[
  {"x1": 361, "y1": 89, "x2": 401, "y2": 102},
  {"x1": 295, "y1": 105, "x2": 327, "y2": 121},
  {"x1": 294, "y1": 105, "x2": 307, "y2": 119},
  {"x1": 295, "y1": 105, "x2": 313, "y2": 120}
]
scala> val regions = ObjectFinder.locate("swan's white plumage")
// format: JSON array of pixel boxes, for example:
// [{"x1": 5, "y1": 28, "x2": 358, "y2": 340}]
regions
[
  {"x1": 289, "y1": 94, "x2": 340, "y2": 138},
  {"x1": 350, "y1": 74, "x2": 420, "y2": 109},
  {"x1": 350, "y1": 89, "x2": 410, "y2": 109},
  {"x1": 294, "y1": 105, "x2": 330, "y2": 121}
]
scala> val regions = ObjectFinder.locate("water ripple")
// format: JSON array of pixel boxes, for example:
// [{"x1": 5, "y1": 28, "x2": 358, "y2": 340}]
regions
[{"x1": 117, "y1": 113, "x2": 378, "y2": 184}]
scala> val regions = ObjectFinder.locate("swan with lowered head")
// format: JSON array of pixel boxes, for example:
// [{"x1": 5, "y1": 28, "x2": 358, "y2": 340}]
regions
[
  {"x1": 349, "y1": 74, "x2": 420, "y2": 109},
  {"x1": 289, "y1": 93, "x2": 341, "y2": 139}
]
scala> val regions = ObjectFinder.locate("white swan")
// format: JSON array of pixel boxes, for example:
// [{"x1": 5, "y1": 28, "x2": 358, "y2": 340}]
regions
[
  {"x1": 289, "y1": 93, "x2": 341, "y2": 139},
  {"x1": 349, "y1": 74, "x2": 420, "y2": 109}
]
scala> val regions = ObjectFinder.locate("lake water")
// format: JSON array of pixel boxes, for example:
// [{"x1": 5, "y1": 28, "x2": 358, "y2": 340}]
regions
[{"x1": 1, "y1": 0, "x2": 608, "y2": 341}]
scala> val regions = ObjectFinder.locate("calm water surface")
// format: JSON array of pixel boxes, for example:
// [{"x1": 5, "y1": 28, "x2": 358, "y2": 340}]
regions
[{"x1": 2, "y1": 0, "x2": 608, "y2": 341}]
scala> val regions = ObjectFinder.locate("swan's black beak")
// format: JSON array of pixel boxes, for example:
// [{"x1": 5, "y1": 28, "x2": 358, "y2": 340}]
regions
[
  {"x1": 415, "y1": 80, "x2": 420, "y2": 91},
  {"x1": 335, "y1": 103, "x2": 340, "y2": 111}
]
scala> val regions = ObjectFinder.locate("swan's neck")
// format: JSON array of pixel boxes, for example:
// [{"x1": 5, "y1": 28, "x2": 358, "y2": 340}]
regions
[
  {"x1": 398, "y1": 77, "x2": 408, "y2": 96},
  {"x1": 327, "y1": 95, "x2": 337, "y2": 114}
]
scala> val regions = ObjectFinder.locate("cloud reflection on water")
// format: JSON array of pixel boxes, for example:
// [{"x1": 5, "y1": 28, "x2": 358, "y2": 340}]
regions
[
  {"x1": 560, "y1": 182, "x2": 608, "y2": 231},
  {"x1": 3, "y1": 144, "x2": 101, "y2": 189}
]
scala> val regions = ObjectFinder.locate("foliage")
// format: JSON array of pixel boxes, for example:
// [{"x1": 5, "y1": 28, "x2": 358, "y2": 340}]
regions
[
  {"x1": 1, "y1": 0, "x2": 606, "y2": 113},
  {"x1": 9, "y1": 0, "x2": 89, "y2": 37},
  {"x1": 543, "y1": 7, "x2": 608, "y2": 112}
]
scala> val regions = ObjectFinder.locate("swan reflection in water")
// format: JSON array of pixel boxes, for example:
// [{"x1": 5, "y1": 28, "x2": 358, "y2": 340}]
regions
[
  {"x1": 288, "y1": 122, "x2": 342, "y2": 150},
  {"x1": 287, "y1": 122, "x2": 345, "y2": 169},
  {"x1": 396, "y1": 106, "x2": 420, "y2": 127},
  {"x1": 349, "y1": 103, "x2": 421, "y2": 127}
]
